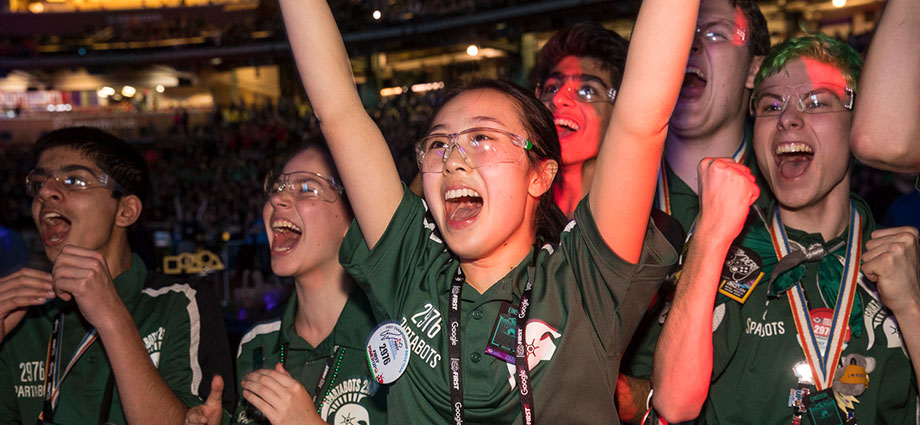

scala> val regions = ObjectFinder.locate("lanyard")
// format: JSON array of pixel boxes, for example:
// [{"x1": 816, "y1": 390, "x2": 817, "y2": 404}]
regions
[
  {"x1": 312, "y1": 345, "x2": 344, "y2": 409},
  {"x1": 38, "y1": 312, "x2": 98, "y2": 423},
  {"x1": 768, "y1": 203, "x2": 863, "y2": 390},
  {"x1": 655, "y1": 135, "x2": 748, "y2": 216},
  {"x1": 448, "y1": 254, "x2": 537, "y2": 425}
]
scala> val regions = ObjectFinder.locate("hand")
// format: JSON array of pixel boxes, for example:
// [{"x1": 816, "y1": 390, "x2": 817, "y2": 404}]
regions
[
  {"x1": 696, "y1": 158, "x2": 760, "y2": 242},
  {"x1": 0, "y1": 268, "x2": 55, "y2": 342},
  {"x1": 186, "y1": 375, "x2": 225, "y2": 425},
  {"x1": 241, "y1": 363, "x2": 323, "y2": 425},
  {"x1": 51, "y1": 245, "x2": 129, "y2": 331},
  {"x1": 862, "y1": 226, "x2": 920, "y2": 317}
]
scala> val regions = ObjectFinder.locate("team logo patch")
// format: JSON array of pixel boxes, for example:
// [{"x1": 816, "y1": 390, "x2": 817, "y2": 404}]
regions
[
  {"x1": 505, "y1": 320, "x2": 561, "y2": 389},
  {"x1": 319, "y1": 378, "x2": 378, "y2": 425}
]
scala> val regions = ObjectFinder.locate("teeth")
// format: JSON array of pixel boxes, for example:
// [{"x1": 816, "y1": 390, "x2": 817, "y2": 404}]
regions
[
  {"x1": 273, "y1": 245, "x2": 292, "y2": 252},
  {"x1": 43, "y1": 212, "x2": 62, "y2": 220},
  {"x1": 445, "y1": 188, "x2": 482, "y2": 200},
  {"x1": 775, "y1": 143, "x2": 814, "y2": 155},
  {"x1": 554, "y1": 118, "x2": 580, "y2": 132},
  {"x1": 686, "y1": 66, "x2": 705, "y2": 81},
  {"x1": 271, "y1": 219, "x2": 302, "y2": 233}
]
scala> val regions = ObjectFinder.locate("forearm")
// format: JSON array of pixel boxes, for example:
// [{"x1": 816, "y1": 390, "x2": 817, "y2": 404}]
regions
[
  {"x1": 617, "y1": 373, "x2": 652, "y2": 425},
  {"x1": 892, "y1": 302, "x2": 920, "y2": 384},
  {"x1": 651, "y1": 236, "x2": 731, "y2": 421},
  {"x1": 850, "y1": 0, "x2": 920, "y2": 173},
  {"x1": 590, "y1": 0, "x2": 699, "y2": 262},
  {"x1": 96, "y1": 308, "x2": 187, "y2": 425},
  {"x1": 278, "y1": 0, "x2": 401, "y2": 247}
]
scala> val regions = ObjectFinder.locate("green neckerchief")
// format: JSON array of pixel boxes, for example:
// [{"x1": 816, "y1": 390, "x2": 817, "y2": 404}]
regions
[{"x1": 745, "y1": 195, "x2": 875, "y2": 338}]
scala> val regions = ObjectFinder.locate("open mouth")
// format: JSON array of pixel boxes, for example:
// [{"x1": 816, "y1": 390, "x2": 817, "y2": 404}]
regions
[
  {"x1": 270, "y1": 219, "x2": 302, "y2": 253},
  {"x1": 41, "y1": 211, "x2": 71, "y2": 245},
  {"x1": 774, "y1": 143, "x2": 815, "y2": 180},
  {"x1": 679, "y1": 67, "x2": 707, "y2": 98},
  {"x1": 444, "y1": 187, "x2": 483, "y2": 226},
  {"x1": 554, "y1": 117, "x2": 580, "y2": 139}
]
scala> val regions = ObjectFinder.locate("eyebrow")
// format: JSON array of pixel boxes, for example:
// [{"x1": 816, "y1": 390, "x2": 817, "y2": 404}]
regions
[
  {"x1": 32, "y1": 164, "x2": 100, "y2": 175},
  {"x1": 545, "y1": 72, "x2": 609, "y2": 87},
  {"x1": 428, "y1": 116, "x2": 507, "y2": 133}
]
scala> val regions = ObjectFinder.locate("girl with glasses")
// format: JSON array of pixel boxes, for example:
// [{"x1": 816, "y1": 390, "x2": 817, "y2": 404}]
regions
[
  {"x1": 273, "y1": 0, "x2": 707, "y2": 422},
  {"x1": 185, "y1": 140, "x2": 387, "y2": 425}
]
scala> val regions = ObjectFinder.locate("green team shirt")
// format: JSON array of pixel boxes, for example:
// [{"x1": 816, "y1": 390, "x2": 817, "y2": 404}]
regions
[
  {"x1": 231, "y1": 289, "x2": 387, "y2": 425},
  {"x1": 700, "y1": 197, "x2": 917, "y2": 424},
  {"x1": 339, "y1": 187, "x2": 678, "y2": 424},
  {"x1": 0, "y1": 254, "x2": 235, "y2": 425},
  {"x1": 625, "y1": 125, "x2": 770, "y2": 379}
]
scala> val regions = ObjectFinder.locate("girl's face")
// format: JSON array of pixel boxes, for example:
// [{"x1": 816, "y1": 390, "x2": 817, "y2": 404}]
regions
[
  {"x1": 263, "y1": 148, "x2": 352, "y2": 279},
  {"x1": 421, "y1": 89, "x2": 555, "y2": 262}
]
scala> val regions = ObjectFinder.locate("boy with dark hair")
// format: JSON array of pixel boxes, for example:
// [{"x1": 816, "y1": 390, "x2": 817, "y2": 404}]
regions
[
  {"x1": 616, "y1": 1, "x2": 771, "y2": 420},
  {"x1": 533, "y1": 22, "x2": 628, "y2": 217},
  {"x1": 0, "y1": 127, "x2": 234, "y2": 424},
  {"x1": 653, "y1": 11, "x2": 920, "y2": 423}
]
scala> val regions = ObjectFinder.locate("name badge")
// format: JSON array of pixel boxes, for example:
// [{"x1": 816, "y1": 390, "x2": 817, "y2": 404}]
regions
[
  {"x1": 485, "y1": 301, "x2": 517, "y2": 364},
  {"x1": 803, "y1": 389, "x2": 845, "y2": 425}
]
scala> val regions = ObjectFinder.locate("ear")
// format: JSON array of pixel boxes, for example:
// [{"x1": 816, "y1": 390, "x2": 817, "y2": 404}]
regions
[
  {"x1": 745, "y1": 55, "x2": 765, "y2": 90},
  {"x1": 528, "y1": 159, "x2": 558, "y2": 198},
  {"x1": 115, "y1": 195, "x2": 143, "y2": 228}
]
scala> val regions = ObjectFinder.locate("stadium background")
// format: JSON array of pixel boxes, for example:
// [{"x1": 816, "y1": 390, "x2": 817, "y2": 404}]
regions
[{"x1": 1, "y1": 0, "x2": 917, "y2": 342}]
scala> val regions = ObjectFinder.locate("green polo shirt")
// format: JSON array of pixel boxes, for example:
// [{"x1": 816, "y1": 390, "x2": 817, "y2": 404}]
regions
[
  {"x1": 339, "y1": 187, "x2": 677, "y2": 424},
  {"x1": 231, "y1": 289, "x2": 386, "y2": 425},
  {"x1": 624, "y1": 125, "x2": 771, "y2": 379},
  {"x1": 0, "y1": 254, "x2": 234, "y2": 425},
  {"x1": 699, "y1": 197, "x2": 917, "y2": 424}
]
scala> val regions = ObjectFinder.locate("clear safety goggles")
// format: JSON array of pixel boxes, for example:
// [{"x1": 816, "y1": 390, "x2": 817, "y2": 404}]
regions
[
  {"x1": 263, "y1": 170, "x2": 343, "y2": 203},
  {"x1": 750, "y1": 83, "x2": 854, "y2": 118},
  {"x1": 415, "y1": 127, "x2": 533, "y2": 173}
]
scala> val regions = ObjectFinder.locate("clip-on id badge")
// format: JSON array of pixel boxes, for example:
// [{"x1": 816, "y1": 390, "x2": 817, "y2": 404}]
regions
[
  {"x1": 803, "y1": 389, "x2": 845, "y2": 425},
  {"x1": 485, "y1": 301, "x2": 518, "y2": 363}
]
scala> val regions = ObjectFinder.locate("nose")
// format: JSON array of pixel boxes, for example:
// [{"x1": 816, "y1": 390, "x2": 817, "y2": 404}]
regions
[
  {"x1": 777, "y1": 102, "x2": 804, "y2": 130},
  {"x1": 269, "y1": 189, "x2": 293, "y2": 209},
  {"x1": 551, "y1": 86, "x2": 576, "y2": 109},
  {"x1": 690, "y1": 31, "x2": 704, "y2": 54},
  {"x1": 442, "y1": 142, "x2": 470, "y2": 173},
  {"x1": 36, "y1": 178, "x2": 64, "y2": 202}
]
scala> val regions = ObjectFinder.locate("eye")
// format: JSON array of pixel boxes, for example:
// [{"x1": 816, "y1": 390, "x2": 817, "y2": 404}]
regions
[
  {"x1": 61, "y1": 174, "x2": 90, "y2": 188},
  {"x1": 293, "y1": 178, "x2": 322, "y2": 196},
  {"x1": 423, "y1": 135, "x2": 450, "y2": 152},
  {"x1": 468, "y1": 131, "x2": 496, "y2": 148},
  {"x1": 802, "y1": 92, "x2": 833, "y2": 111},
  {"x1": 700, "y1": 23, "x2": 732, "y2": 41},
  {"x1": 756, "y1": 98, "x2": 783, "y2": 114},
  {"x1": 541, "y1": 79, "x2": 562, "y2": 95},
  {"x1": 577, "y1": 85, "x2": 600, "y2": 99}
]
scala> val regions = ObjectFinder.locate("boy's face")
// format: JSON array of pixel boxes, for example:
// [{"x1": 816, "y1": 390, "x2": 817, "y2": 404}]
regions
[
  {"x1": 30, "y1": 147, "x2": 123, "y2": 262},
  {"x1": 540, "y1": 55, "x2": 614, "y2": 166},
  {"x1": 753, "y1": 57, "x2": 853, "y2": 210},
  {"x1": 670, "y1": 0, "x2": 755, "y2": 138}
]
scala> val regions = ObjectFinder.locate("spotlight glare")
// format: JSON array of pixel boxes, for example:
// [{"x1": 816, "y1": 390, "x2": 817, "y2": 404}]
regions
[
  {"x1": 466, "y1": 45, "x2": 479, "y2": 57},
  {"x1": 122, "y1": 85, "x2": 136, "y2": 97},
  {"x1": 155, "y1": 85, "x2": 165, "y2": 93},
  {"x1": 832, "y1": 0, "x2": 846, "y2": 7},
  {"x1": 372, "y1": 10, "x2": 381, "y2": 20}
]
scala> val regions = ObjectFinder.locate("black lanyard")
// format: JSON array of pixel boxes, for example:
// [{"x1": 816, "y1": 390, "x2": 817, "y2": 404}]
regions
[
  {"x1": 38, "y1": 312, "x2": 99, "y2": 425},
  {"x1": 447, "y1": 249, "x2": 538, "y2": 425}
]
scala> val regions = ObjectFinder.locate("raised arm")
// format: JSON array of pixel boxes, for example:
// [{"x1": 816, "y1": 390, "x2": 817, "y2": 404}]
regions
[
  {"x1": 651, "y1": 159, "x2": 758, "y2": 421},
  {"x1": 278, "y1": 0, "x2": 403, "y2": 248},
  {"x1": 850, "y1": 0, "x2": 920, "y2": 173},
  {"x1": 589, "y1": 0, "x2": 698, "y2": 262}
]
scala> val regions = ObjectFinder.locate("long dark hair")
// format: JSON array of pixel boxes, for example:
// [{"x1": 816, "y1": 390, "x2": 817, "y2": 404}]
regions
[{"x1": 429, "y1": 79, "x2": 567, "y2": 245}]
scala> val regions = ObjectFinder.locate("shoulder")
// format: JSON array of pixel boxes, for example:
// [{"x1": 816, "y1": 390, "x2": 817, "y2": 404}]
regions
[{"x1": 237, "y1": 317, "x2": 283, "y2": 358}]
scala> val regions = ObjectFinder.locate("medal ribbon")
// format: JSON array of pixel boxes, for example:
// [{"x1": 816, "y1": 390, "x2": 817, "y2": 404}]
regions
[
  {"x1": 769, "y1": 203, "x2": 862, "y2": 390},
  {"x1": 655, "y1": 136, "x2": 747, "y2": 216},
  {"x1": 39, "y1": 313, "x2": 98, "y2": 422},
  {"x1": 448, "y1": 259, "x2": 537, "y2": 425}
]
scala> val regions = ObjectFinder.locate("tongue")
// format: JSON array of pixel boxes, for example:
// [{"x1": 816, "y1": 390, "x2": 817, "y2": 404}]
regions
[
  {"x1": 556, "y1": 125, "x2": 575, "y2": 139},
  {"x1": 271, "y1": 230, "x2": 301, "y2": 252},
  {"x1": 682, "y1": 73, "x2": 706, "y2": 88},
  {"x1": 44, "y1": 218, "x2": 70, "y2": 242},
  {"x1": 447, "y1": 198, "x2": 482, "y2": 223},
  {"x1": 779, "y1": 155, "x2": 812, "y2": 180}
]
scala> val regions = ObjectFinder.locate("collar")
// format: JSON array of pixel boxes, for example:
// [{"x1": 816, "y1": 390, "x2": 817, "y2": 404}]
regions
[
  {"x1": 439, "y1": 247, "x2": 543, "y2": 304},
  {"x1": 279, "y1": 288, "x2": 378, "y2": 360}
]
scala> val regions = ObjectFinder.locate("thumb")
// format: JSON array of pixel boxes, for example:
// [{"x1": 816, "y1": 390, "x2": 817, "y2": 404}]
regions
[
  {"x1": 206, "y1": 375, "x2": 224, "y2": 406},
  {"x1": 274, "y1": 362, "x2": 291, "y2": 376}
]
